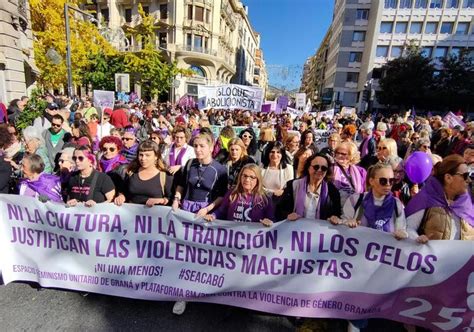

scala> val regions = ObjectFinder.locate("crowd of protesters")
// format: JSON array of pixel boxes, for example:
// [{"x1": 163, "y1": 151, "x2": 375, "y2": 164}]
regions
[{"x1": 0, "y1": 92, "x2": 473, "y2": 330}]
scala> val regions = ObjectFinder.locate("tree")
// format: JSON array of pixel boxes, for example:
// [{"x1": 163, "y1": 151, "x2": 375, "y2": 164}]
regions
[
  {"x1": 377, "y1": 46, "x2": 435, "y2": 110},
  {"x1": 124, "y1": 5, "x2": 192, "y2": 99},
  {"x1": 82, "y1": 52, "x2": 127, "y2": 91},
  {"x1": 15, "y1": 88, "x2": 47, "y2": 132},
  {"x1": 30, "y1": 0, "x2": 116, "y2": 90}
]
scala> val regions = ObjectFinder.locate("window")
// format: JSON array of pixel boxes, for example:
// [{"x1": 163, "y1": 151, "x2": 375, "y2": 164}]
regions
[
  {"x1": 450, "y1": 47, "x2": 462, "y2": 57},
  {"x1": 205, "y1": 9, "x2": 210, "y2": 23},
  {"x1": 195, "y1": 6, "x2": 204, "y2": 22},
  {"x1": 187, "y1": 84, "x2": 199, "y2": 96},
  {"x1": 380, "y1": 22, "x2": 394, "y2": 33},
  {"x1": 142, "y1": 6, "x2": 149, "y2": 15},
  {"x1": 187, "y1": 5, "x2": 193, "y2": 19},
  {"x1": 385, "y1": 0, "x2": 398, "y2": 8},
  {"x1": 440, "y1": 22, "x2": 454, "y2": 33},
  {"x1": 376, "y1": 46, "x2": 389, "y2": 57},
  {"x1": 415, "y1": 0, "x2": 428, "y2": 7},
  {"x1": 346, "y1": 72, "x2": 359, "y2": 82},
  {"x1": 125, "y1": 8, "x2": 132, "y2": 23},
  {"x1": 194, "y1": 35, "x2": 203, "y2": 49},
  {"x1": 430, "y1": 0, "x2": 443, "y2": 8},
  {"x1": 446, "y1": 0, "x2": 458, "y2": 7},
  {"x1": 463, "y1": 0, "x2": 474, "y2": 7},
  {"x1": 160, "y1": 4, "x2": 168, "y2": 19},
  {"x1": 100, "y1": 8, "x2": 109, "y2": 22},
  {"x1": 190, "y1": 65, "x2": 206, "y2": 77},
  {"x1": 400, "y1": 0, "x2": 413, "y2": 8},
  {"x1": 353, "y1": 31, "x2": 366, "y2": 41},
  {"x1": 456, "y1": 22, "x2": 469, "y2": 34},
  {"x1": 434, "y1": 47, "x2": 448, "y2": 58},
  {"x1": 395, "y1": 22, "x2": 408, "y2": 33},
  {"x1": 410, "y1": 22, "x2": 423, "y2": 33},
  {"x1": 158, "y1": 32, "x2": 167, "y2": 46},
  {"x1": 425, "y1": 22, "x2": 438, "y2": 34},
  {"x1": 421, "y1": 46, "x2": 433, "y2": 57},
  {"x1": 356, "y1": 9, "x2": 369, "y2": 20},
  {"x1": 349, "y1": 52, "x2": 363, "y2": 62},
  {"x1": 186, "y1": 33, "x2": 192, "y2": 46},
  {"x1": 391, "y1": 46, "x2": 403, "y2": 57}
]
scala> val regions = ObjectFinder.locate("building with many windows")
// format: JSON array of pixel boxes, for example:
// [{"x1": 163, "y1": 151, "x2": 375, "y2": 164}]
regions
[
  {"x1": 307, "y1": 0, "x2": 473, "y2": 111},
  {"x1": 0, "y1": 0, "x2": 37, "y2": 102},
  {"x1": 94, "y1": 0, "x2": 266, "y2": 101}
]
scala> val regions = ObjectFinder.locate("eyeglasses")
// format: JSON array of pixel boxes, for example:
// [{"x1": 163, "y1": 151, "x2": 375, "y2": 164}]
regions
[
  {"x1": 454, "y1": 172, "x2": 470, "y2": 181},
  {"x1": 122, "y1": 137, "x2": 134, "y2": 141},
  {"x1": 102, "y1": 147, "x2": 116, "y2": 153},
  {"x1": 335, "y1": 151, "x2": 348, "y2": 157},
  {"x1": 377, "y1": 146, "x2": 388, "y2": 151},
  {"x1": 51, "y1": 123, "x2": 62, "y2": 128},
  {"x1": 312, "y1": 164, "x2": 328, "y2": 172},
  {"x1": 72, "y1": 156, "x2": 86, "y2": 162},
  {"x1": 242, "y1": 174, "x2": 257, "y2": 180},
  {"x1": 377, "y1": 177, "x2": 395, "y2": 186}
]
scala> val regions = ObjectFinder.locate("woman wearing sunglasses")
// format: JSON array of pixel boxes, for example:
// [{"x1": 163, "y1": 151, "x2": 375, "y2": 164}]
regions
[
  {"x1": 331, "y1": 163, "x2": 408, "y2": 240},
  {"x1": 98, "y1": 136, "x2": 129, "y2": 192},
  {"x1": 114, "y1": 140, "x2": 172, "y2": 207},
  {"x1": 239, "y1": 128, "x2": 258, "y2": 158},
  {"x1": 406, "y1": 154, "x2": 474, "y2": 241},
  {"x1": 204, "y1": 164, "x2": 274, "y2": 226},
  {"x1": 277, "y1": 154, "x2": 341, "y2": 222},
  {"x1": 121, "y1": 126, "x2": 139, "y2": 163},
  {"x1": 66, "y1": 146, "x2": 115, "y2": 207}
]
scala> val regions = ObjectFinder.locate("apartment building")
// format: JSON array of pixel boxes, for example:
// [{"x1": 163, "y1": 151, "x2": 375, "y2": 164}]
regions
[
  {"x1": 0, "y1": 0, "x2": 37, "y2": 102},
  {"x1": 310, "y1": 0, "x2": 474, "y2": 111},
  {"x1": 254, "y1": 34, "x2": 268, "y2": 96},
  {"x1": 94, "y1": 0, "x2": 266, "y2": 100}
]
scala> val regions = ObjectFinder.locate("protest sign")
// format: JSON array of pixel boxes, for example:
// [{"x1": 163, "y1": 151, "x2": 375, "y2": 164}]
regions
[
  {"x1": 295, "y1": 93, "x2": 306, "y2": 109},
  {"x1": 317, "y1": 109, "x2": 335, "y2": 120},
  {"x1": 341, "y1": 107, "x2": 356, "y2": 117},
  {"x1": 276, "y1": 96, "x2": 289, "y2": 114},
  {"x1": 443, "y1": 112, "x2": 466, "y2": 129},
  {"x1": 261, "y1": 104, "x2": 271, "y2": 113},
  {"x1": 210, "y1": 126, "x2": 260, "y2": 140},
  {"x1": 286, "y1": 107, "x2": 304, "y2": 119},
  {"x1": 197, "y1": 84, "x2": 264, "y2": 112},
  {"x1": 314, "y1": 129, "x2": 332, "y2": 150},
  {"x1": 0, "y1": 195, "x2": 472, "y2": 332},
  {"x1": 93, "y1": 90, "x2": 115, "y2": 110}
]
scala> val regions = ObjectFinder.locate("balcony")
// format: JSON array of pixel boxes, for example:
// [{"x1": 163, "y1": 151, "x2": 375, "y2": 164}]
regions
[{"x1": 177, "y1": 45, "x2": 218, "y2": 57}]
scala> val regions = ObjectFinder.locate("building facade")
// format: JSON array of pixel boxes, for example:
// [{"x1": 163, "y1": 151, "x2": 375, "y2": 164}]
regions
[
  {"x1": 310, "y1": 0, "x2": 474, "y2": 111},
  {"x1": 94, "y1": 0, "x2": 266, "y2": 101},
  {"x1": 0, "y1": 0, "x2": 37, "y2": 103}
]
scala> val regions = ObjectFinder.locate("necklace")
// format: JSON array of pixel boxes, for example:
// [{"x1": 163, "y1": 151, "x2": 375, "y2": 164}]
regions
[{"x1": 196, "y1": 163, "x2": 209, "y2": 188}]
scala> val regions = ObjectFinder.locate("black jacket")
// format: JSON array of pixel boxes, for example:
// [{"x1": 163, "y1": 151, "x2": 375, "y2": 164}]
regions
[{"x1": 276, "y1": 179, "x2": 342, "y2": 221}]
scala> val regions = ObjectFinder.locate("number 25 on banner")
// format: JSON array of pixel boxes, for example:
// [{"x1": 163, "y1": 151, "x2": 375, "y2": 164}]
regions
[{"x1": 400, "y1": 272, "x2": 474, "y2": 331}]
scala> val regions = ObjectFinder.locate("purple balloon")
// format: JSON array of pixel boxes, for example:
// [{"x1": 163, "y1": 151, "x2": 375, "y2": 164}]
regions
[{"x1": 404, "y1": 152, "x2": 433, "y2": 184}]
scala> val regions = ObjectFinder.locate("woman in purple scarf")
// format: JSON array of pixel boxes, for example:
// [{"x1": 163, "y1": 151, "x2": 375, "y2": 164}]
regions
[
  {"x1": 277, "y1": 153, "x2": 341, "y2": 222},
  {"x1": 98, "y1": 136, "x2": 128, "y2": 194},
  {"x1": 204, "y1": 164, "x2": 274, "y2": 226},
  {"x1": 331, "y1": 163, "x2": 408, "y2": 240},
  {"x1": 406, "y1": 154, "x2": 474, "y2": 242},
  {"x1": 19, "y1": 154, "x2": 62, "y2": 202},
  {"x1": 331, "y1": 141, "x2": 367, "y2": 206}
]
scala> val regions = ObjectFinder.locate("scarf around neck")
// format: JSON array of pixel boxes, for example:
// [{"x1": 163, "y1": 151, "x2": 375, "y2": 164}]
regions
[
  {"x1": 334, "y1": 163, "x2": 365, "y2": 193},
  {"x1": 363, "y1": 191, "x2": 396, "y2": 232},
  {"x1": 294, "y1": 177, "x2": 328, "y2": 219},
  {"x1": 100, "y1": 154, "x2": 128, "y2": 173},
  {"x1": 169, "y1": 144, "x2": 187, "y2": 166},
  {"x1": 20, "y1": 173, "x2": 62, "y2": 202}
]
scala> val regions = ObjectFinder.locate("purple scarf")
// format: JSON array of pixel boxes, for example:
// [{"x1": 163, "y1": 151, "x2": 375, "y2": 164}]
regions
[
  {"x1": 333, "y1": 164, "x2": 366, "y2": 193},
  {"x1": 100, "y1": 155, "x2": 128, "y2": 173},
  {"x1": 169, "y1": 144, "x2": 187, "y2": 166},
  {"x1": 363, "y1": 191, "x2": 396, "y2": 232},
  {"x1": 122, "y1": 143, "x2": 138, "y2": 156},
  {"x1": 20, "y1": 173, "x2": 62, "y2": 202},
  {"x1": 293, "y1": 177, "x2": 328, "y2": 219},
  {"x1": 405, "y1": 176, "x2": 474, "y2": 226},
  {"x1": 360, "y1": 136, "x2": 371, "y2": 158}
]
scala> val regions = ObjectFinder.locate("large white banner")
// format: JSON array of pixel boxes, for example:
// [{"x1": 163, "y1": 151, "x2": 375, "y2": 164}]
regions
[
  {"x1": 0, "y1": 195, "x2": 473, "y2": 331},
  {"x1": 295, "y1": 93, "x2": 306, "y2": 109},
  {"x1": 197, "y1": 84, "x2": 264, "y2": 112}
]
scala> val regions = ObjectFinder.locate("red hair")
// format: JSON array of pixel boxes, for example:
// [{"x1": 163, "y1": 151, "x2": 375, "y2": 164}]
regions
[{"x1": 99, "y1": 135, "x2": 123, "y2": 151}]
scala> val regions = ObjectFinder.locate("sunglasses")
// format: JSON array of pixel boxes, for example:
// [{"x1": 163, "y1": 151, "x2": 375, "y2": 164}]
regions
[
  {"x1": 312, "y1": 164, "x2": 328, "y2": 172},
  {"x1": 377, "y1": 146, "x2": 388, "y2": 150},
  {"x1": 454, "y1": 172, "x2": 470, "y2": 181},
  {"x1": 102, "y1": 147, "x2": 116, "y2": 153},
  {"x1": 122, "y1": 137, "x2": 134, "y2": 141},
  {"x1": 377, "y1": 177, "x2": 395, "y2": 186},
  {"x1": 242, "y1": 174, "x2": 257, "y2": 180},
  {"x1": 72, "y1": 156, "x2": 86, "y2": 162},
  {"x1": 51, "y1": 123, "x2": 62, "y2": 128},
  {"x1": 242, "y1": 134, "x2": 253, "y2": 139}
]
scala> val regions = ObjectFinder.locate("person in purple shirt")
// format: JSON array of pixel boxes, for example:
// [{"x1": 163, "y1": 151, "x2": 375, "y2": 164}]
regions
[{"x1": 204, "y1": 163, "x2": 274, "y2": 226}]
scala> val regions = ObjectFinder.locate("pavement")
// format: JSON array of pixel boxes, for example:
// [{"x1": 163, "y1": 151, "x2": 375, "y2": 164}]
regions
[{"x1": 0, "y1": 282, "x2": 409, "y2": 332}]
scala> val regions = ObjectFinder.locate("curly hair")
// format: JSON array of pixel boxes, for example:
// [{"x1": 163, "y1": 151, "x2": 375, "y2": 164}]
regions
[
  {"x1": 99, "y1": 135, "x2": 123, "y2": 151},
  {"x1": 342, "y1": 124, "x2": 357, "y2": 138}
]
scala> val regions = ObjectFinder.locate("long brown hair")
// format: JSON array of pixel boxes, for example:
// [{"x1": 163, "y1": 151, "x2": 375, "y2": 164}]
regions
[
  {"x1": 434, "y1": 154, "x2": 466, "y2": 185},
  {"x1": 229, "y1": 164, "x2": 268, "y2": 205}
]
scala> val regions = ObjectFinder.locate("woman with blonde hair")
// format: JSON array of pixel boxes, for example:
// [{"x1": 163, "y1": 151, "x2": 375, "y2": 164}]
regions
[
  {"x1": 225, "y1": 138, "x2": 255, "y2": 188},
  {"x1": 284, "y1": 133, "x2": 300, "y2": 165},
  {"x1": 332, "y1": 141, "x2": 366, "y2": 206},
  {"x1": 204, "y1": 164, "x2": 274, "y2": 226}
]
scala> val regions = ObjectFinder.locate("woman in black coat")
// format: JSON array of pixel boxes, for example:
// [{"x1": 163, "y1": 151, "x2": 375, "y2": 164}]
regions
[{"x1": 277, "y1": 153, "x2": 341, "y2": 221}]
